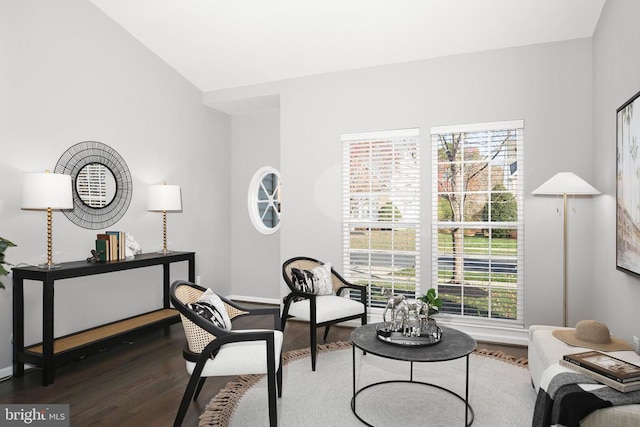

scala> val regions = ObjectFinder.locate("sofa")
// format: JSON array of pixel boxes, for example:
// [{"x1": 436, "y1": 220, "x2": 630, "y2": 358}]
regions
[{"x1": 529, "y1": 325, "x2": 640, "y2": 425}]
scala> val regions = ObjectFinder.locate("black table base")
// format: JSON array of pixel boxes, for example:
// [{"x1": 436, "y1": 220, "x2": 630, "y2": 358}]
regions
[{"x1": 350, "y1": 323, "x2": 477, "y2": 426}]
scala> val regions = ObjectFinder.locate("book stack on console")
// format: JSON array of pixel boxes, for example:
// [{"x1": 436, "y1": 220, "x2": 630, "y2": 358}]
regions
[
  {"x1": 560, "y1": 350, "x2": 640, "y2": 393},
  {"x1": 95, "y1": 231, "x2": 126, "y2": 262}
]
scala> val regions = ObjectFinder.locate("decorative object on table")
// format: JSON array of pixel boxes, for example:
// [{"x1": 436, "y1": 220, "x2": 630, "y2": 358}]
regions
[
  {"x1": 378, "y1": 295, "x2": 439, "y2": 344},
  {"x1": 562, "y1": 350, "x2": 640, "y2": 383},
  {"x1": 395, "y1": 298, "x2": 426, "y2": 333},
  {"x1": 375, "y1": 322, "x2": 442, "y2": 346},
  {"x1": 381, "y1": 287, "x2": 406, "y2": 324},
  {"x1": 552, "y1": 319, "x2": 633, "y2": 352},
  {"x1": 532, "y1": 172, "x2": 599, "y2": 326},
  {"x1": 616, "y1": 89, "x2": 640, "y2": 277},
  {"x1": 125, "y1": 233, "x2": 142, "y2": 258},
  {"x1": 96, "y1": 231, "x2": 126, "y2": 261},
  {"x1": 54, "y1": 141, "x2": 133, "y2": 230},
  {"x1": 418, "y1": 287, "x2": 443, "y2": 319},
  {"x1": 21, "y1": 171, "x2": 73, "y2": 269},
  {"x1": 0, "y1": 237, "x2": 16, "y2": 289},
  {"x1": 86, "y1": 249, "x2": 105, "y2": 263},
  {"x1": 558, "y1": 359, "x2": 640, "y2": 393},
  {"x1": 148, "y1": 183, "x2": 182, "y2": 254},
  {"x1": 379, "y1": 287, "x2": 443, "y2": 340}
]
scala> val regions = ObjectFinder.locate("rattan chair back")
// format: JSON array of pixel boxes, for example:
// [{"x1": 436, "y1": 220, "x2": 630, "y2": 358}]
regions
[{"x1": 173, "y1": 282, "x2": 249, "y2": 354}]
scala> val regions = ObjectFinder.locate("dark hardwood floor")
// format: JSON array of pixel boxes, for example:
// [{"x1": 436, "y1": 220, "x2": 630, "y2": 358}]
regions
[{"x1": 0, "y1": 313, "x2": 527, "y2": 426}]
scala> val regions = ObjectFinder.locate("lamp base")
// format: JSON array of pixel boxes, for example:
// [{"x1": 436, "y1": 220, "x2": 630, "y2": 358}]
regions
[
  {"x1": 156, "y1": 249, "x2": 174, "y2": 255},
  {"x1": 37, "y1": 263, "x2": 61, "y2": 270}
]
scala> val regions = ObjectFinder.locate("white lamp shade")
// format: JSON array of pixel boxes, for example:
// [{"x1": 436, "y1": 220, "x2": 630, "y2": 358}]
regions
[
  {"x1": 21, "y1": 172, "x2": 73, "y2": 210},
  {"x1": 148, "y1": 184, "x2": 182, "y2": 212},
  {"x1": 532, "y1": 172, "x2": 600, "y2": 195}
]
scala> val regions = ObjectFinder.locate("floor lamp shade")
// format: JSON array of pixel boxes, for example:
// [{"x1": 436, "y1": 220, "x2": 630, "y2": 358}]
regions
[
  {"x1": 532, "y1": 172, "x2": 599, "y2": 327},
  {"x1": 532, "y1": 172, "x2": 600, "y2": 196},
  {"x1": 21, "y1": 172, "x2": 73, "y2": 268},
  {"x1": 148, "y1": 184, "x2": 182, "y2": 254}
]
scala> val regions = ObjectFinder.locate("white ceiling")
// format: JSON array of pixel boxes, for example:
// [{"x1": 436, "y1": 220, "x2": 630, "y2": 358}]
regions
[{"x1": 89, "y1": 0, "x2": 606, "y2": 93}]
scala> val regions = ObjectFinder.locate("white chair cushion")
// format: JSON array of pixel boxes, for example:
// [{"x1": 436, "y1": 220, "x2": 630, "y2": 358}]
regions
[
  {"x1": 186, "y1": 329, "x2": 283, "y2": 377},
  {"x1": 287, "y1": 295, "x2": 364, "y2": 324}
]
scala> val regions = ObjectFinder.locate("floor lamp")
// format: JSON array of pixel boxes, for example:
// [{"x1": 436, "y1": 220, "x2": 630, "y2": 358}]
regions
[
  {"x1": 532, "y1": 172, "x2": 599, "y2": 327},
  {"x1": 21, "y1": 171, "x2": 73, "y2": 269},
  {"x1": 148, "y1": 183, "x2": 182, "y2": 254}
]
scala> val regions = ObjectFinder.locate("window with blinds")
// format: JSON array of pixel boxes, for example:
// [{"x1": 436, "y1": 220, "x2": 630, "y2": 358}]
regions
[
  {"x1": 432, "y1": 120, "x2": 524, "y2": 324},
  {"x1": 342, "y1": 129, "x2": 420, "y2": 310}
]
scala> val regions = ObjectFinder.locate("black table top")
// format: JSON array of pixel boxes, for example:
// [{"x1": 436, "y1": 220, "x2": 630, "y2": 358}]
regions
[{"x1": 351, "y1": 322, "x2": 477, "y2": 363}]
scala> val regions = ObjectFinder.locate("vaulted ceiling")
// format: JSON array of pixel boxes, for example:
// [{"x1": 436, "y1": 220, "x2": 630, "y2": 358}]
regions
[{"x1": 90, "y1": 0, "x2": 606, "y2": 92}]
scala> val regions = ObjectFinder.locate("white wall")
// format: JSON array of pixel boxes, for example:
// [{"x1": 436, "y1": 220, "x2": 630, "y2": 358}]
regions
[
  {"x1": 281, "y1": 39, "x2": 596, "y2": 331},
  {"x1": 0, "y1": 0, "x2": 231, "y2": 370},
  {"x1": 2, "y1": 0, "x2": 631, "y2": 375},
  {"x1": 229, "y1": 110, "x2": 281, "y2": 301},
  {"x1": 206, "y1": 38, "x2": 597, "y2": 342},
  {"x1": 591, "y1": 0, "x2": 640, "y2": 343}
]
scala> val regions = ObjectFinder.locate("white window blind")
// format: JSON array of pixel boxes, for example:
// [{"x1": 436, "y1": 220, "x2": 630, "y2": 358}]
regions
[
  {"x1": 342, "y1": 129, "x2": 420, "y2": 310},
  {"x1": 431, "y1": 120, "x2": 524, "y2": 325},
  {"x1": 76, "y1": 163, "x2": 108, "y2": 208}
]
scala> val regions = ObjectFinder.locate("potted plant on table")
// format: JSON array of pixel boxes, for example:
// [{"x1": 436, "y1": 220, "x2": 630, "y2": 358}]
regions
[
  {"x1": 0, "y1": 237, "x2": 16, "y2": 289},
  {"x1": 418, "y1": 287, "x2": 443, "y2": 319},
  {"x1": 418, "y1": 288, "x2": 443, "y2": 335}
]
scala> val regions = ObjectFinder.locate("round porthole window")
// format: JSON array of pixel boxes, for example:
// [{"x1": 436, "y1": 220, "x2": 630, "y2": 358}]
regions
[{"x1": 248, "y1": 166, "x2": 281, "y2": 234}]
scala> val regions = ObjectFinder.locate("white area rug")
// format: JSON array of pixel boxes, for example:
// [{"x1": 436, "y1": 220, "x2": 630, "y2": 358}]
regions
[{"x1": 200, "y1": 342, "x2": 536, "y2": 427}]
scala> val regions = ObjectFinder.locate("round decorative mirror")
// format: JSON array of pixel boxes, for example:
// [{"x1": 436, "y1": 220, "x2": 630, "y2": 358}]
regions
[
  {"x1": 75, "y1": 163, "x2": 117, "y2": 208},
  {"x1": 248, "y1": 166, "x2": 281, "y2": 234},
  {"x1": 55, "y1": 141, "x2": 133, "y2": 229}
]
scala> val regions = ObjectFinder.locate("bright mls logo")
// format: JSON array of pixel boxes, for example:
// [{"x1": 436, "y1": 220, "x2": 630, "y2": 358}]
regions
[{"x1": 0, "y1": 405, "x2": 69, "y2": 426}]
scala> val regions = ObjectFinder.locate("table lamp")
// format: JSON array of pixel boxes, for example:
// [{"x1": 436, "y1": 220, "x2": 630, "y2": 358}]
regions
[
  {"x1": 21, "y1": 171, "x2": 73, "y2": 269},
  {"x1": 148, "y1": 183, "x2": 182, "y2": 254}
]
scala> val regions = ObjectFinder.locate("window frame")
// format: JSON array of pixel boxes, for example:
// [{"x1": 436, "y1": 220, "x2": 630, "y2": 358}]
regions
[
  {"x1": 247, "y1": 166, "x2": 281, "y2": 235},
  {"x1": 342, "y1": 128, "x2": 421, "y2": 313},
  {"x1": 431, "y1": 120, "x2": 524, "y2": 326}
]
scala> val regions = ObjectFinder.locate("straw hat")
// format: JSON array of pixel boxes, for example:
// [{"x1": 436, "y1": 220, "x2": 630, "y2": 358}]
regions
[{"x1": 552, "y1": 320, "x2": 633, "y2": 352}]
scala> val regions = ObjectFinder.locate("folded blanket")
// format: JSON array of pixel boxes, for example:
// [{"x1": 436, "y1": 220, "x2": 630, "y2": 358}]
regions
[{"x1": 533, "y1": 364, "x2": 640, "y2": 427}]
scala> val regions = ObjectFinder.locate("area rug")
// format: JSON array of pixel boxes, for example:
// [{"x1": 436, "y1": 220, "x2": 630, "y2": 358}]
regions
[{"x1": 200, "y1": 342, "x2": 536, "y2": 427}]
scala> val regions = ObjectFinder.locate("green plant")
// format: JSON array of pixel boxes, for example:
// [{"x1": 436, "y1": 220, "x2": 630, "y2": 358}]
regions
[
  {"x1": 481, "y1": 183, "x2": 517, "y2": 238},
  {"x1": 377, "y1": 201, "x2": 402, "y2": 222},
  {"x1": 418, "y1": 287, "x2": 443, "y2": 318},
  {"x1": 0, "y1": 237, "x2": 16, "y2": 289}
]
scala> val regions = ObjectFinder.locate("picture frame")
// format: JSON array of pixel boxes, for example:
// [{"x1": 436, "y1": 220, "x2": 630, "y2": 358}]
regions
[{"x1": 616, "y1": 89, "x2": 640, "y2": 276}]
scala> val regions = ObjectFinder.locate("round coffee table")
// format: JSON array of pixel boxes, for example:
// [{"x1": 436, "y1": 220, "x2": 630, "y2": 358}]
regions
[{"x1": 351, "y1": 322, "x2": 477, "y2": 426}]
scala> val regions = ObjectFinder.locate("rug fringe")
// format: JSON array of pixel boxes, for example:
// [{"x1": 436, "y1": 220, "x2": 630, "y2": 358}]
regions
[
  {"x1": 474, "y1": 348, "x2": 529, "y2": 367},
  {"x1": 199, "y1": 340, "x2": 528, "y2": 426}
]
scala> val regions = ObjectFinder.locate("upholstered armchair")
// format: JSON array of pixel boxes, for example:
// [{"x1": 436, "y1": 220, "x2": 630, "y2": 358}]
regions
[
  {"x1": 170, "y1": 280, "x2": 282, "y2": 427},
  {"x1": 281, "y1": 257, "x2": 367, "y2": 371}
]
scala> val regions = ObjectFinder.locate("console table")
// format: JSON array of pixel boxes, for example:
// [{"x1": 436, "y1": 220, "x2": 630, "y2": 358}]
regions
[{"x1": 12, "y1": 251, "x2": 195, "y2": 386}]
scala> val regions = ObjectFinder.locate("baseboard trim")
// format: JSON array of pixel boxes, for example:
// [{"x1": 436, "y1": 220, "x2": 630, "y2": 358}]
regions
[
  {"x1": 227, "y1": 295, "x2": 281, "y2": 305},
  {"x1": 0, "y1": 366, "x2": 12, "y2": 382},
  {"x1": 226, "y1": 295, "x2": 529, "y2": 346}
]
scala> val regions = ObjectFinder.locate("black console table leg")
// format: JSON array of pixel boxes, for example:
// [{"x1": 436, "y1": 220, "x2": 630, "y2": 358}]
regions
[
  {"x1": 12, "y1": 278, "x2": 24, "y2": 378},
  {"x1": 42, "y1": 279, "x2": 55, "y2": 386}
]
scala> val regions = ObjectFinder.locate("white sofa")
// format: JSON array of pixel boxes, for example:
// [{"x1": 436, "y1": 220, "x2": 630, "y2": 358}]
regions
[{"x1": 529, "y1": 325, "x2": 640, "y2": 426}]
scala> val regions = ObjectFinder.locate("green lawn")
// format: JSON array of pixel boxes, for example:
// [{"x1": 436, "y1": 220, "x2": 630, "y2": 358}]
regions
[
  {"x1": 349, "y1": 229, "x2": 517, "y2": 256},
  {"x1": 349, "y1": 229, "x2": 519, "y2": 320}
]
